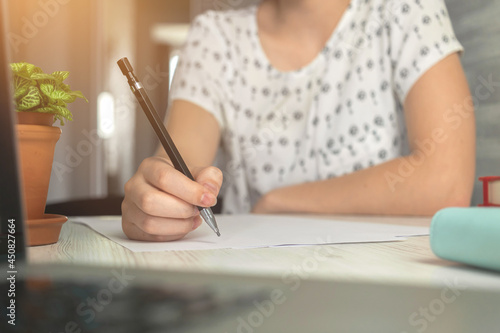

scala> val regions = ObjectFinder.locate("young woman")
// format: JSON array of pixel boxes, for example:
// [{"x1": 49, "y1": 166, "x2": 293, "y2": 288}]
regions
[{"x1": 122, "y1": 0, "x2": 475, "y2": 241}]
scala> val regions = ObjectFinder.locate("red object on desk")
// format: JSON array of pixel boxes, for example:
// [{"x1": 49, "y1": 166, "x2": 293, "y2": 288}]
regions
[{"x1": 478, "y1": 176, "x2": 500, "y2": 207}]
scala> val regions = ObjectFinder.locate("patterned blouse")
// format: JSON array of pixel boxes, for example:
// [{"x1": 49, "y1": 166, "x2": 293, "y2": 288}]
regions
[{"x1": 169, "y1": 0, "x2": 463, "y2": 213}]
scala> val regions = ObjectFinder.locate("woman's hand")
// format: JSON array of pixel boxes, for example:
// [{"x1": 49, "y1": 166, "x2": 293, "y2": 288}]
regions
[{"x1": 121, "y1": 156, "x2": 223, "y2": 241}]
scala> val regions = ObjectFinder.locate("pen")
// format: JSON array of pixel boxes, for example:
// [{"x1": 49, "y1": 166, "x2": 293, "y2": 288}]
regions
[{"x1": 117, "y1": 57, "x2": 220, "y2": 237}]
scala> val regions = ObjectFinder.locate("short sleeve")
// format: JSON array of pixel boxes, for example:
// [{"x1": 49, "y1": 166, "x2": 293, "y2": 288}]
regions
[
  {"x1": 389, "y1": 0, "x2": 463, "y2": 103},
  {"x1": 169, "y1": 12, "x2": 226, "y2": 129}
]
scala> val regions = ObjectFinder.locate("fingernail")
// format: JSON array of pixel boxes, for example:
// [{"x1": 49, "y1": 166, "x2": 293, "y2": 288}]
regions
[
  {"x1": 201, "y1": 192, "x2": 216, "y2": 206},
  {"x1": 203, "y1": 183, "x2": 218, "y2": 195}
]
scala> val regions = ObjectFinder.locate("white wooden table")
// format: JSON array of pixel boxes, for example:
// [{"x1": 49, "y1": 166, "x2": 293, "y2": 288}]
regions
[{"x1": 27, "y1": 214, "x2": 500, "y2": 291}]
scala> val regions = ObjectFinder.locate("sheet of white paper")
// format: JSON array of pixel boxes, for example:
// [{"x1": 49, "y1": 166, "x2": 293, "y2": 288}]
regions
[{"x1": 73, "y1": 215, "x2": 429, "y2": 252}]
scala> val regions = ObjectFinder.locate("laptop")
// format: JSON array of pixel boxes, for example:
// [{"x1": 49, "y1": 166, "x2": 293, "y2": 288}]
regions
[{"x1": 1, "y1": 1, "x2": 500, "y2": 332}]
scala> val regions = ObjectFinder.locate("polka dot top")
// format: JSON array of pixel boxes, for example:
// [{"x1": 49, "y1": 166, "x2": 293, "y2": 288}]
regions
[{"x1": 169, "y1": 0, "x2": 463, "y2": 214}]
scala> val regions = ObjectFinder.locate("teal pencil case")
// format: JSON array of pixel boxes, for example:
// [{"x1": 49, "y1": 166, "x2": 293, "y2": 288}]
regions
[{"x1": 430, "y1": 207, "x2": 500, "y2": 272}]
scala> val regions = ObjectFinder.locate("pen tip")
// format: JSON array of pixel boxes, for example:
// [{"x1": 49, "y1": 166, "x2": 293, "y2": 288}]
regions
[{"x1": 216, "y1": 230, "x2": 221, "y2": 237}]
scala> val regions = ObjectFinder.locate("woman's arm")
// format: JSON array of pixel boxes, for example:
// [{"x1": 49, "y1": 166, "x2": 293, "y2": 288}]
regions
[
  {"x1": 122, "y1": 100, "x2": 223, "y2": 241},
  {"x1": 156, "y1": 100, "x2": 221, "y2": 168},
  {"x1": 253, "y1": 53, "x2": 475, "y2": 216}
]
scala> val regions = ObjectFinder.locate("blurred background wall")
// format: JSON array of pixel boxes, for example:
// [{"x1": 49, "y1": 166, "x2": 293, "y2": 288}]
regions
[
  {"x1": 446, "y1": 0, "x2": 500, "y2": 205},
  {"x1": 4, "y1": 0, "x2": 499, "y2": 207},
  {"x1": 6, "y1": 0, "x2": 105, "y2": 203}
]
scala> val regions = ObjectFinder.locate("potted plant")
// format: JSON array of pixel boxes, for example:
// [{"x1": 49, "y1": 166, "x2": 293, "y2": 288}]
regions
[{"x1": 11, "y1": 62, "x2": 87, "y2": 246}]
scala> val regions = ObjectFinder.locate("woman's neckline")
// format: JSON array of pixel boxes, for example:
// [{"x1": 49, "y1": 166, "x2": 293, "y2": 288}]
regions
[{"x1": 250, "y1": 1, "x2": 354, "y2": 76}]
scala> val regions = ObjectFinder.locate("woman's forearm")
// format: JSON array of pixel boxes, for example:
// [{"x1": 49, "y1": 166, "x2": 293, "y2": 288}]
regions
[{"x1": 253, "y1": 152, "x2": 473, "y2": 216}]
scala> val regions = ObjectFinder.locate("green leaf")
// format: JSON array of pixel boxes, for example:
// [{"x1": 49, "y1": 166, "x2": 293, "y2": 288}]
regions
[
  {"x1": 17, "y1": 86, "x2": 41, "y2": 111},
  {"x1": 69, "y1": 90, "x2": 88, "y2": 102},
  {"x1": 39, "y1": 82, "x2": 55, "y2": 96},
  {"x1": 31, "y1": 73, "x2": 57, "y2": 82},
  {"x1": 40, "y1": 83, "x2": 75, "y2": 103},
  {"x1": 36, "y1": 106, "x2": 58, "y2": 114},
  {"x1": 10, "y1": 62, "x2": 32, "y2": 76},
  {"x1": 53, "y1": 105, "x2": 73, "y2": 120},
  {"x1": 60, "y1": 83, "x2": 72, "y2": 93},
  {"x1": 10, "y1": 62, "x2": 42, "y2": 78},
  {"x1": 10, "y1": 62, "x2": 87, "y2": 125},
  {"x1": 13, "y1": 71, "x2": 32, "y2": 82},
  {"x1": 13, "y1": 86, "x2": 29, "y2": 101},
  {"x1": 13, "y1": 75, "x2": 31, "y2": 94},
  {"x1": 10, "y1": 62, "x2": 25, "y2": 73},
  {"x1": 27, "y1": 64, "x2": 43, "y2": 76},
  {"x1": 51, "y1": 71, "x2": 70, "y2": 82},
  {"x1": 13, "y1": 87, "x2": 28, "y2": 101}
]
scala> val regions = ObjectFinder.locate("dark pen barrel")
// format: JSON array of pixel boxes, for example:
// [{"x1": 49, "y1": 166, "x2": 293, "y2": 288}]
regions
[{"x1": 118, "y1": 58, "x2": 194, "y2": 179}]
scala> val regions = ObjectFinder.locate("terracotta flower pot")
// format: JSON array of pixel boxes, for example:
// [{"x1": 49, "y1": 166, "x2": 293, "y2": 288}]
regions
[{"x1": 16, "y1": 112, "x2": 67, "y2": 246}]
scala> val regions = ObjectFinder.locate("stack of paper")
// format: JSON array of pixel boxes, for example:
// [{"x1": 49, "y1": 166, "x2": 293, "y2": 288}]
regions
[{"x1": 74, "y1": 215, "x2": 429, "y2": 252}]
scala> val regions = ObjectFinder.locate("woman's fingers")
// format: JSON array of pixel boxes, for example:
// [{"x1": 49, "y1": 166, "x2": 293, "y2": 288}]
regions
[
  {"x1": 122, "y1": 197, "x2": 203, "y2": 241},
  {"x1": 126, "y1": 176, "x2": 199, "y2": 219},
  {"x1": 121, "y1": 156, "x2": 222, "y2": 242},
  {"x1": 192, "y1": 166, "x2": 223, "y2": 196},
  {"x1": 141, "y1": 157, "x2": 217, "y2": 208}
]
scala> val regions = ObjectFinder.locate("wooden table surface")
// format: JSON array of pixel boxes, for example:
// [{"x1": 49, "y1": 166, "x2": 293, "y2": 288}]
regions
[{"x1": 28, "y1": 214, "x2": 500, "y2": 291}]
